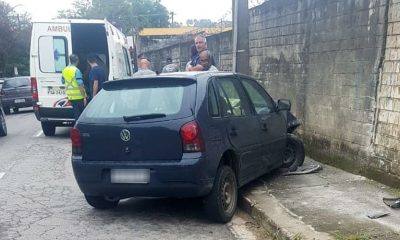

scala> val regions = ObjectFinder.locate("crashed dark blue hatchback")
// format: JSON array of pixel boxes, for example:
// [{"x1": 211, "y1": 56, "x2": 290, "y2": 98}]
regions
[{"x1": 71, "y1": 72, "x2": 291, "y2": 222}]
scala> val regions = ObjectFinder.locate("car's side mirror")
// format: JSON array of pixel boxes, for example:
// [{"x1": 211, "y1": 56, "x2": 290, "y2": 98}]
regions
[{"x1": 277, "y1": 99, "x2": 291, "y2": 111}]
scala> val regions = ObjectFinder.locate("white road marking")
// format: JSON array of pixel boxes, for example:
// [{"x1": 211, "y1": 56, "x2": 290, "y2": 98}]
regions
[
  {"x1": 34, "y1": 130, "x2": 43, "y2": 137},
  {"x1": 0, "y1": 172, "x2": 5, "y2": 179}
]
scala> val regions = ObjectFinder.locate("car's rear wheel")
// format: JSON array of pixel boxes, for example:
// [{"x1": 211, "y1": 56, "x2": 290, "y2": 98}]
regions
[
  {"x1": 204, "y1": 165, "x2": 237, "y2": 223},
  {"x1": 13, "y1": 107, "x2": 19, "y2": 113},
  {"x1": 282, "y1": 134, "x2": 305, "y2": 171},
  {"x1": 0, "y1": 112, "x2": 7, "y2": 137},
  {"x1": 3, "y1": 107, "x2": 10, "y2": 115},
  {"x1": 84, "y1": 195, "x2": 119, "y2": 209},
  {"x1": 41, "y1": 122, "x2": 56, "y2": 136}
]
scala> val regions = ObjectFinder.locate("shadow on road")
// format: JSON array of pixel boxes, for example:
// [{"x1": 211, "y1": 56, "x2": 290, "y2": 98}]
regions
[{"x1": 86, "y1": 197, "x2": 211, "y2": 223}]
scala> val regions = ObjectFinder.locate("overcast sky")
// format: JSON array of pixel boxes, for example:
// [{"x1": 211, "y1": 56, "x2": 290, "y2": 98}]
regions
[{"x1": 3, "y1": 0, "x2": 233, "y2": 23}]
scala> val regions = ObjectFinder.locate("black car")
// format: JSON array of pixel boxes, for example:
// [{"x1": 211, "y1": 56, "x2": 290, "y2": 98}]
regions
[
  {"x1": 71, "y1": 72, "x2": 292, "y2": 222},
  {"x1": 0, "y1": 76, "x2": 33, "y2": 114},
  {"x1": 0, "y1": 96, "x2": 7, "y2": 137}
]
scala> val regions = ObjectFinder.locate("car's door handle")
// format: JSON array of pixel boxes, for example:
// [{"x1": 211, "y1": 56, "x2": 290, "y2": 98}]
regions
[{"x1": 229, "y1": 126, "x2": 237, "y2": 136}]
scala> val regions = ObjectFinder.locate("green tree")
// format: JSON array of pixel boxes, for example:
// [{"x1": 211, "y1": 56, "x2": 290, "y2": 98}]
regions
[
  {"x1": 0, "y1": 1, "x2": 31, "y2": 77},
  {"x1": 185, "y1": 18, "x2": 217, "y2": 28},
  {"x1": 58, "y1": 0, "x2": 170, "y2": 33}
]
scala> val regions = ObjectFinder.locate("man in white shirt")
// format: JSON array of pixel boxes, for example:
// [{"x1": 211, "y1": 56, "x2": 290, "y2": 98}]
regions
[{"x1": 133, "y1": 58, "x2": 156, "y2": 76}]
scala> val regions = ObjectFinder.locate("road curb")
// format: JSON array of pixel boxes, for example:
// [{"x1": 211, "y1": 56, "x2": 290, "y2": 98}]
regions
[
  {"x1": 238, "y1": 192, "x2": 291, "y2": 240},
  {"x1": 238, "y1": 190, "x2": 333, "y2": 240}
]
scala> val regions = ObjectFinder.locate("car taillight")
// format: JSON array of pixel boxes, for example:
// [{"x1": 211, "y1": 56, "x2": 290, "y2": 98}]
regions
[
  {"x1": 70, "y1": 127, "x2": 81, "y2": 154},
  {"x1": 31, "y1": 77, "x2": 38, "y2": 101},
  {"x1": 180, "y1": 121, "x2": 204, "y2": 152}
]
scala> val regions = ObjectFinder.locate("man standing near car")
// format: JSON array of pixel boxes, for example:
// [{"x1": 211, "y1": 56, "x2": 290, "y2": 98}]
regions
[
  {"x1": 199, "y1": 50, "x2": 219, "y2": 72},
  {"x1": 61, "y1": 54, "x2": 87, "y2": 121},
  {"x1": 87, "y1": 53, "x2": 107, "y2": 100},
  {"x1": 187, "y1": 35, "x2": 209, "y2": 71}
]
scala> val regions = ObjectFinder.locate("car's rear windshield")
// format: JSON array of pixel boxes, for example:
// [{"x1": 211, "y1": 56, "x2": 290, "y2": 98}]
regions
[
  {"x1": 81, "y1": 78, "x2": 196, "y2": 122},
  {"x1": 3, "y1": 77, "x2": 30, "y2": 89}
]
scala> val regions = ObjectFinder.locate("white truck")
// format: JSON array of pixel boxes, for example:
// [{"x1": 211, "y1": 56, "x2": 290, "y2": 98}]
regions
[{"x1": 30, "y1": 19, "x2": 133, "y2": 136}]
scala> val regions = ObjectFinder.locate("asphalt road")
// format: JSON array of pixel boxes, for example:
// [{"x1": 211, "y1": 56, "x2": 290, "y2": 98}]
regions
[{"x1": 0, "y1": 109, "x2": 260, "y2": 240}]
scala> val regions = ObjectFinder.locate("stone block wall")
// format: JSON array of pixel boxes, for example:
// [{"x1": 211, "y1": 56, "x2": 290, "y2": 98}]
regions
[
  {"x1": 374, "y1": 0, "x2": 400, "y2": 180},
  {"x1": 248, "y1": 0, "x2": 392, "y2": 182}
]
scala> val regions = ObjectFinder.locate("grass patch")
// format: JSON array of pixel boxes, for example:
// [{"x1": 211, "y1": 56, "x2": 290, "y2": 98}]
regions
[
  {"x1": 334, "y1": 232, "x2": 370, "y2": 240},
  {"x1": 293, "y1": 233, "x2": 305, "y2": 240}
]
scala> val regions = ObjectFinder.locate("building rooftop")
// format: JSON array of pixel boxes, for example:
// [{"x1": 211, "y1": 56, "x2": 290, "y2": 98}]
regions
[{"x1": 139, "y1": 27, "x2": 231, "y2": 37}]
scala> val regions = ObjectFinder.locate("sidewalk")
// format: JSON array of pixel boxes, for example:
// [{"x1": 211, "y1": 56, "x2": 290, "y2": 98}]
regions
[{"x1": 239, "y1": 157, "x2": 400, "y2": 240}]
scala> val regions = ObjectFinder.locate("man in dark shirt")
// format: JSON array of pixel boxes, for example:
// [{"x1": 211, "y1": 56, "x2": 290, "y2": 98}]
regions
[
  {"x1": 187, "y1": 35, "x2": 208, "y2": 71},
  {"x1": 87, "y1": 53, "x2": 107, "y2": 100}
]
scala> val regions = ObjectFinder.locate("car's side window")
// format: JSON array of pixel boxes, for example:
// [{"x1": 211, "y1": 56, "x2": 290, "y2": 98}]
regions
[
  {"x1": 241, "y1": 78, "x2": 276, "y2": 115},
  {"x1": 207, "y1": 82, "x2": 220, "y2": 117},
  {"x1": 216, "y1": 78, "x2": 248, "y2": 117}
]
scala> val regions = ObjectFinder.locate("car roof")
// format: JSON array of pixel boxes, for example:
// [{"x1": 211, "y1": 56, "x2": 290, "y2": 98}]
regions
[
  {"x1": 157, "y1": 71, "x2": 233, "y2": 77},
  {"x1": 104, "y1": 72, "x2": 256, "y2": 91}
]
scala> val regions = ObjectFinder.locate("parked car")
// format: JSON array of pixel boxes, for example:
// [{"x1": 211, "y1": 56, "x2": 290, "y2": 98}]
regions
[
  {"x1": 71, "y1": 72, "x2": 292, "y2": 222},
  {"x1": 0, "y1": 76, "x2": 33, "y2": 114},
  {"x1": 0, "y1": 96, "x2": 7, "y2": 137}
]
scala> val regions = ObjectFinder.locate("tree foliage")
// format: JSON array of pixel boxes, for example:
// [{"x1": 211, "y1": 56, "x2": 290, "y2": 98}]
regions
[
  {"x1": 185, "y1": 19, "x2": 216, "y2": 28},
  {"x1": 58, "y1": 0, "x2": 170, "y2": 33},
  {"x1": 0, "y1": 1, "x2": 31, "y2": 77},
  {"x1": 185, "y1": 18, "x2": 231, "y2": 28}
]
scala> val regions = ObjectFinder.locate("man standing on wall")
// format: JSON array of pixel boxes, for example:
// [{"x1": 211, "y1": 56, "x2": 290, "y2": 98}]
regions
[
  {"x1": 61, "y1": 54, "x2": 87, "y2": 121},
  {"x1": 87, "y1": 53, "x2": 107, "y2": 100}
]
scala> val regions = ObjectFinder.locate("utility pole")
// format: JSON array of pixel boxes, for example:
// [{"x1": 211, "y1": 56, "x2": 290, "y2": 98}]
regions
[
  {"x1": 232, "y1": 0, "x2": 249, "y2": 74},
  {"x1": 170, "y1": 12, "x2": 175, "y2": 27}
]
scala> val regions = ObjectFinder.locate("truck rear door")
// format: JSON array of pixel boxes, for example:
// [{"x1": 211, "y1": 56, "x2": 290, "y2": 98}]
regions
[{"x1": 32, "y1": 23, "x2": 71, "y2": 108}]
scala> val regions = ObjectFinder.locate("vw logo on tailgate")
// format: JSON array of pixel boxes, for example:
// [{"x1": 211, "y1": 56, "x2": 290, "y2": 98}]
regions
[{"x1": 120, "y1": 129, "x2": 131, "y2": 142}]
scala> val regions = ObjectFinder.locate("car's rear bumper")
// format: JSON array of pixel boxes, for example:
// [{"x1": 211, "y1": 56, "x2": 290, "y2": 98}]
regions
[
  {"x1": 35, "y1": 106, "x2": 75, "y2": 126},
  {"x1": 2, "y1": 98, "x2": 33, "y2": 108},
  {"x1": 71, "y1": 155, "x2": 214, "y2": 199}
]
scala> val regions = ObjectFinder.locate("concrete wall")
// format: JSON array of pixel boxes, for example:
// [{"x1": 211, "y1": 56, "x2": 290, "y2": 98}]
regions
[
  {"x1": 373, "y1": 0, "x2": 400, "y2": 182},
  {"x1": 249, "y1": 0, "x2": 390, "y2": 183},
  {"x1": 143, "y1": 0, "x2": 400, "y2": 185}
]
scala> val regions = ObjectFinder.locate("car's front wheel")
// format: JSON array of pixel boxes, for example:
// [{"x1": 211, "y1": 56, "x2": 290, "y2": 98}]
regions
[
  {"x1": 41, "y1": 122, "x2": 56, "y2": 136},
  {"x1": 0, "y1": 112, "x2": 7, "y2": 137},
  {"x1": 282, "y1": 134, "x2": 305, "y2": 171},
  {"x1": 84, "y1": 195, "x2": 119, "y2": 209},
  {"x1": 204, "y1": 165, "x2": 237, "y2": 223}
]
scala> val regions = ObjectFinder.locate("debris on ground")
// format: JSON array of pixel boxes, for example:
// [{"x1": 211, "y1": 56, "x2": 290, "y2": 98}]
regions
[
  {"x1": 367, "y1": 212, "x2": 390, "y2": 219},
  {"x1": 383, "y1": 197, "x2": 400, "y2": 209},
  {"x1": 281, "y1": 164, "x2": 322, "y2": 176}
]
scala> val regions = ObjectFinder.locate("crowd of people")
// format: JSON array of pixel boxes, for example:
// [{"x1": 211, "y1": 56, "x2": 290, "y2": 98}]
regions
[
  {"x1": 134, "y1": 34, "x2": 218, "y2": 76},
  {"x1": 62, "y1": 34, "x2": 217, "y2": 119}
]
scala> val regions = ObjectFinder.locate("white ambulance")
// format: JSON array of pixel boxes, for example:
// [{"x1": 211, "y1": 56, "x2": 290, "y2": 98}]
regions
[{"x1": 30, "y1": 19, "x2": 132, "y2": 136}]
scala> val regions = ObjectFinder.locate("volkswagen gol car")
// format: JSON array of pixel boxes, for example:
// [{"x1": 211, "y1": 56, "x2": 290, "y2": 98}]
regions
[
  {"x1": 71, "y1": 72, "x2": 291, "y2": 222},
  {"x1": 0, "y1": 76, "x2": 33, "y2": 114}
]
